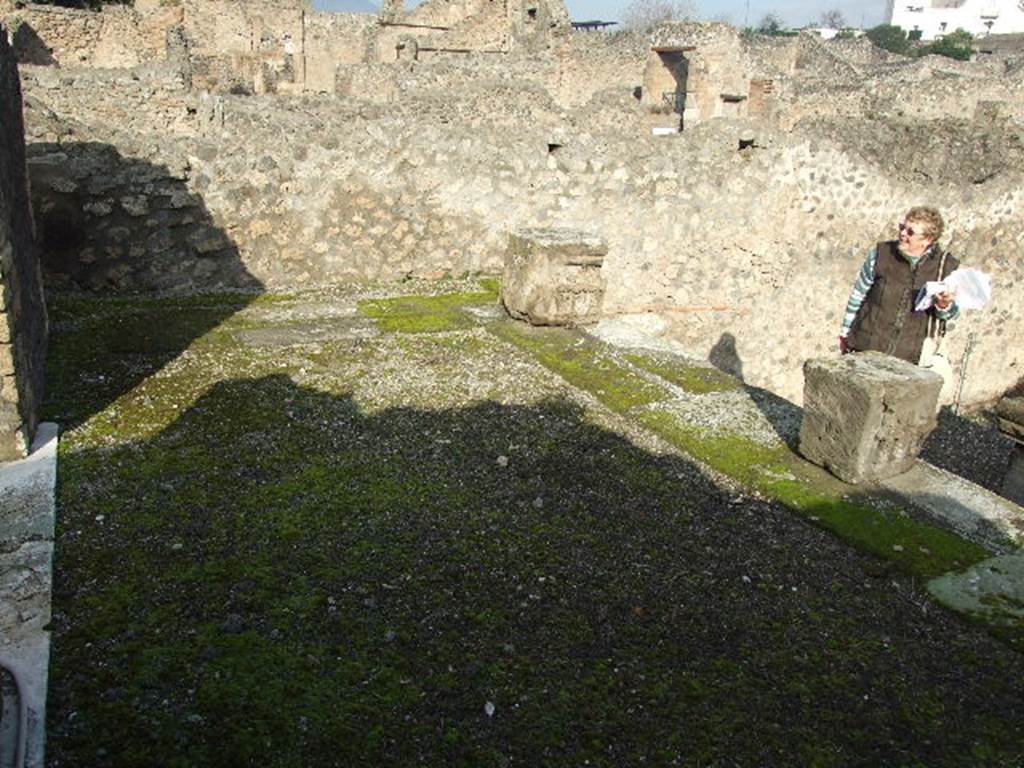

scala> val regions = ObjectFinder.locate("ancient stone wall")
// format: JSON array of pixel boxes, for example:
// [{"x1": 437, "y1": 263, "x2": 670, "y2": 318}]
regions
[
  {"x1": 7, "y1": 12, "x2": 1024, "y2": 409},
  {"x1": 2, "y1": 3, "x2": 175, "y2": 68},
  {"x1": 0, "y1": 29, "x2": 46, "y2": 461},
  {"x1": 19, "y1": 62, "x2": 1024, "y2": 407},
  {"x1": 19, "y1": 62, "x2": 194, "y2": 138},
  {"x1": 401, "y1": 0, "x2": 490, "y2": 29},
  {"x1": 338, "y1": 56, "x2": 567, "y2": 129},
  {"x1": 181, "y1": 0, "x2": 307, "y2": 93},
  {"x1": 2, "y1": 0, "x2": 571, "y2": 94},
  {"x1": 1, "y1": 0, "x2": 308, "y2": 94},
  {"x1": 304, "y1": 11, "x2": 376, "y2": 93},
  {"x1": 549, "y1": 31, "x2": 646, "y2": 108},
  {"x1": 421, "y1": 3, "x2": 509, "y2": 53},
  {"x1": 771, "y1": 56, "x2": 1024, "y2": 129},
  {"x1": 180, "y1": 0, "x2": 307, "y2": 58}
]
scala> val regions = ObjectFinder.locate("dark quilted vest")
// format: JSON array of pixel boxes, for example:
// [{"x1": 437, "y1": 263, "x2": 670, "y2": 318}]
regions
[{"x1": 848, "y1": 241, "x2": 959, "y2": 363}]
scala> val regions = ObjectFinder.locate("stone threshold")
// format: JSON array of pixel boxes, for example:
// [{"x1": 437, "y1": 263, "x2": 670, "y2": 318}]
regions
[{"x1": 0, "y1": 422, "x2": 58, "y2": 768}]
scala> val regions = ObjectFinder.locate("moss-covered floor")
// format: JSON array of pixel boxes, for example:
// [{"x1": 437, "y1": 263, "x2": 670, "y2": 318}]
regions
[{"x1": 44, "y1": 282, "x2": 1024, "y2": 768}]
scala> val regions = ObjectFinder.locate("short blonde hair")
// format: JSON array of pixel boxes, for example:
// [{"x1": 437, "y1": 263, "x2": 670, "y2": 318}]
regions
[{"x1": 904, "y1": 206, "x2": 944, "y2": 240}]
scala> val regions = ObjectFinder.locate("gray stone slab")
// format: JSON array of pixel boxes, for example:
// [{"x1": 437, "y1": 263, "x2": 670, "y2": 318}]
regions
[
  {"x1": 234, "y1": 318, "x2": 379, "y2": 347},
  {"x1": 928, "y1": 552, "x2": 1024, "y2": 627},
  {"x1": 882, "y1": 460, "x2": 1024, "y2": 552},
  {"x1": 0, "y1": 541, "x2": 53, "y2": 643},
  {"x1": 0, "y1": 422, "x2": 57, "y2": 547}
]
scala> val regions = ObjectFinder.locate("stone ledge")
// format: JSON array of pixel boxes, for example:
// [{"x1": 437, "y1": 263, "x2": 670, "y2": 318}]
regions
[
  {"x1": 0, "y1": 422, "x2": 58, "y2": 768},
  {"x1": 995, "y1": 395, "x2": 1024, "y2": 443}
]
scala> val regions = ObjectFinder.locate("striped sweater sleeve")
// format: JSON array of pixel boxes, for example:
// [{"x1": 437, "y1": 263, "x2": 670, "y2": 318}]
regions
[{"x1": 840, "y1": 247, "x2": 877, "y2": 338}]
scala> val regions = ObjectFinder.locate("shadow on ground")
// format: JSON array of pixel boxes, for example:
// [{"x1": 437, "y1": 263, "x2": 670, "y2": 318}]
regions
[
  {"x1": 28, "y1": 141, "x2": 263, "y2": 430},
  {"x1": 47, "y1": 374, "x2": 1024, "y2": 768},
  {"x1": 707, "y1": 332, "x2": 1019, "y2": 502},
  {"x1": 701, "y1": 332, "x2": 801, "y2": 448},
  {"x1": 922, "y1": 406, "x2": 1017, "y2": 497}
]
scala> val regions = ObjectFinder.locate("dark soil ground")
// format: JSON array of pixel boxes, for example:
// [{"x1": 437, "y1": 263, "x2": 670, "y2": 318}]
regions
[{"x1": 43, "y1": 285, "x2": 1024, "y2": 768}]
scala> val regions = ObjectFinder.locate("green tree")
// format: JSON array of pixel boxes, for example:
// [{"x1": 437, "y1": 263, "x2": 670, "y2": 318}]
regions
[
  {"x1": 757, "y1": 12, "x2": 784, "y2": 34},
  {"x1": 620, "y1": 0, "x2": 696, "y2": 31},
  {"x1": 819, "y1": 8, "x2": 846, "y2": 28},
  {"x1": 919, "y1": 28, "x2": 974, "y2": 60},
  {"x1": 866, "y1": 23, "x2": 910, "y2": 54}
]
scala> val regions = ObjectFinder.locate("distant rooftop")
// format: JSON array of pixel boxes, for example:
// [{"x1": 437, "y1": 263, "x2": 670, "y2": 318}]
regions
[{"x1": 571, "y1": 20, "x2": 619, "y2": 31}]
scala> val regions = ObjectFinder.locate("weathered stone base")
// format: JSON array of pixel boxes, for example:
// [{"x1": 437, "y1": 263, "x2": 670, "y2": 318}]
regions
[
  {"x1": 0, "y1": 423, "x2": 58, "y2": 768},
  {"x1": 799, "y1": 352, "x2": 943, "y2": 485},
  {"x1": 501, "y1": 228, "x2": 607, "y2": 326}
]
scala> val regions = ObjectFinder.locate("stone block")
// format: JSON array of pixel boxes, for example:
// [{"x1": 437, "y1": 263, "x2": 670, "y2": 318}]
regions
[
  {"x1": 501, "y1": 228, "x2": 607, "y2": 327},
  {"x1": 995, "y1": 395, "x2": 1024, "y2": 443},
  {"x1": 799, "y1": 352, "x2": 942, "y2": 485}
]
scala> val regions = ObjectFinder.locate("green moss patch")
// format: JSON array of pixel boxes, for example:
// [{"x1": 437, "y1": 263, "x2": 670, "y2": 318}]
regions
[
  {"x1": 43, "y1": 300, "x2": 249, "y2": 429},
  {"x1": 491, "y1": 322, "x2": 669, "y2": 413},
  {"x1": 638, "y1": 411, "x2": 990, "y2": 580},
  {"x1": 478, "y1": 277, "x2": 501, "y2": 295},
  {"x1": 44, "y1": 292, "x2": 1024, "y2": 767},
  {"x1": 624, "y1": 353, "x2": 742, "y2": 394},
  {"x1": 489, "y1": 320, "x2": 989, "y2": 583},
  {"x1": 358, "y1": 288, "x2": 499, "y2": 333},
  {"x1": 45, "y1": 291, "x2": 282, "y2": 322}
]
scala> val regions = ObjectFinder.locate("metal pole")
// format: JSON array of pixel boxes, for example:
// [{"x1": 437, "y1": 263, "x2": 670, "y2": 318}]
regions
[{"x1": 953, "y1": 331, "x2": 976, "y2": 415}]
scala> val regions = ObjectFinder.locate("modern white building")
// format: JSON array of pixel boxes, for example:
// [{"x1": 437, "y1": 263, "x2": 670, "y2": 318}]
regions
[{"x1": 888, "y1": 0, "x2": 1024, "y2": 40}]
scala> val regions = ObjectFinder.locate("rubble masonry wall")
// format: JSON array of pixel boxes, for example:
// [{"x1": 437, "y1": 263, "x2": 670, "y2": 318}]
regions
[
  {"x1": 0, "y1": 29, "x2": 46, "y2": 460},
  {"x1": 4, "y1": 11, "x2": 1024, "y2": 409},
  {"x1": 18, "y1": 78, "x2": 1024, "y2": 407}
]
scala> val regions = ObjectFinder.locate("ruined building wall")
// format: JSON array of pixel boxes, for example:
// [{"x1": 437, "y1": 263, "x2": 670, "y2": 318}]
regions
[
  {"x1": 19, "y1": 62, "x2": 194, "y2": 138},
  {"x1": 549, "y1": 31, "x2": 646, "y2": 109},
  {"x1": 2, "y1": 0, "x2": 570, "y2": 93},
  {"x1": 18, "y1": 68, "x2": 1024, "y2": 407},
  {"x1": 506, "y1": 0, "x2": 570, "y2": 52},
  {"x1": 337, "y1": 32, "x2": 648, "y2": 123},
  {"x1": 180, "y1": 0, "x2": 307, "y2": 93},
  {"x1": 420, "y1": 2, "x2": 509, "y2": 53},
  {"x1": 304, "y1": 11, "x2": 377, "y2": 93},
  {"x1": 770, "y1": 57, "x2": 1024, "y2": 129},
  {"x1": 400, "y1": 0, "x2": 493, "y2": 28},
  {"x1": 2, "y1": 3, "x2": 176, "y2": 68},
  {"x1": 2, "y1": 0, "x2": 309, "y2": 94},
  {"x1": 179, "y1": 0, "x2": 307, "y2": 58},
  {"x1": 373, "y1": 0, "x2": 570, "y2": 60},
  {"x1": 0, "y1": 30, "x2": 46, "y2": 460},
  {"x1": 7, "y1": 13, "x2": 1024, "y2": 408}
]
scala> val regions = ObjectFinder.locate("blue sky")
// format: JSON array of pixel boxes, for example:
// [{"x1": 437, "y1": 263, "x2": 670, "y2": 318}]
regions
[
  {"x1": 567, "y1": 0, "x2": 888, "y2": 27},
  {"x1": 314, "y1": 0, "x2": 889, "y2": 29}
]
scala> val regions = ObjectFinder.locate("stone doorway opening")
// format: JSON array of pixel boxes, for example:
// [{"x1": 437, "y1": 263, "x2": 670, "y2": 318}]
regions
[{"x1": 641, "y1": 46, "x2": 692, "y2": 132}]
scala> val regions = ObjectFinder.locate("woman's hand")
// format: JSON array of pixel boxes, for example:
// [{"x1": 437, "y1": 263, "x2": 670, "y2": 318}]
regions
[{"x1": 934, "y1": 289, "x2": 956, "y2": 311}]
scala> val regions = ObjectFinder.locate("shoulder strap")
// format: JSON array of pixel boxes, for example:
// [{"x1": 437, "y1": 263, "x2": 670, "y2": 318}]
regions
[{"x1": 933, "y1": 249, "x2": 948, "y2": 341}]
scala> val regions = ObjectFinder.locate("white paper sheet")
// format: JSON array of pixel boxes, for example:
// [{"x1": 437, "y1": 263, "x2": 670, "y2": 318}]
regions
[{"x1": 913, "y1": 268, "x2": 993, "y2": 312}]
